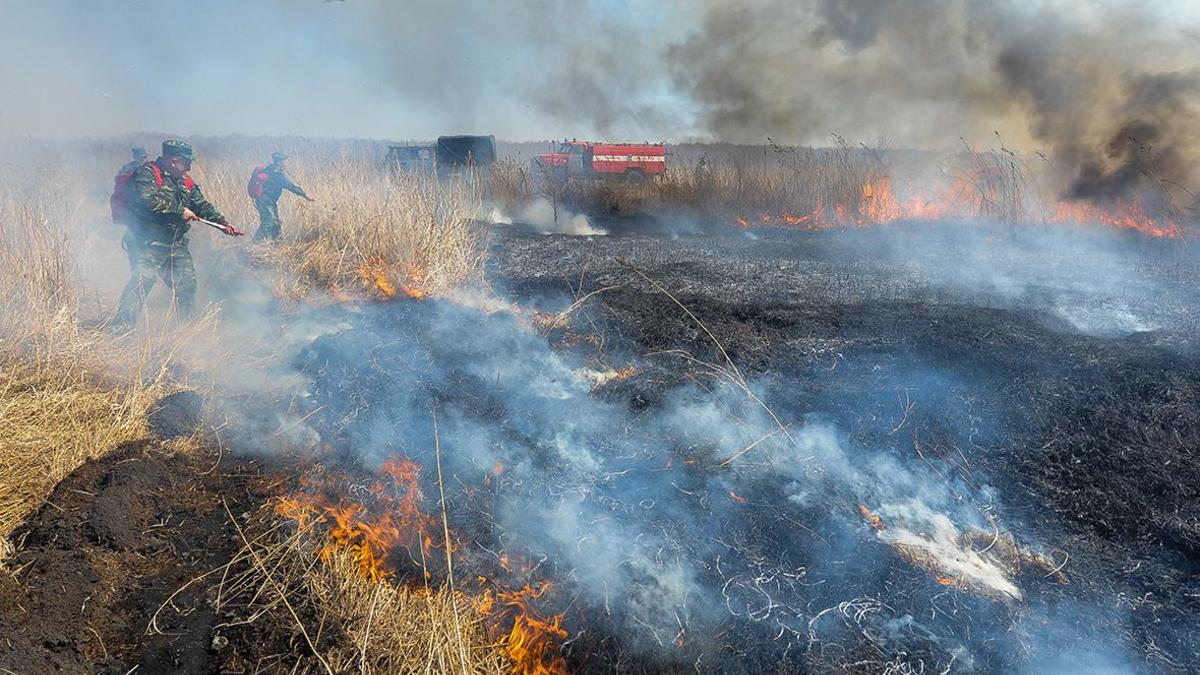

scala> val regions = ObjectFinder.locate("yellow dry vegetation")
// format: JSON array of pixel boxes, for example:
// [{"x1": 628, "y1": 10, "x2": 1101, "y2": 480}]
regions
[
  {"x1": 215, "y1": 508, "x2": 506, "y2": 675},
  {"x1": 0, "y1": 184, "x2": 168, "y2": 536},
  {"x1": 197, "y1": 147, "x2": 488, "y2": 302},
  {"x1": 0, "y1": 140, "x2": 499, "y2": 669}
]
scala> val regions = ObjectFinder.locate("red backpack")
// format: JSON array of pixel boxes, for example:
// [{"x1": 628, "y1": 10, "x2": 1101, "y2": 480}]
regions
[
  {"x1": 247, "y1": 166, "x2": 270, "y2": 200},
  {"x1": 109, "y1": 161, "x2": 193, "y2": 223}
]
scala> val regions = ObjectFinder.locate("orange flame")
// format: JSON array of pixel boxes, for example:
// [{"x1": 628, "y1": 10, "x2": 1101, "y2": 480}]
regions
[
  {"x1": 400, "y1": 283, "x2": 429, "y2": 300},
  {"x1": 277, "y1": 456, "x2": 572, "y2": 673},
  {"x1": 274, "y1": 456, "x2": 442, "y2": 582},
  {"x1": 729, "y1": 491, "x2": 748, "y2": 504},
  {"x1": 496, "y1": 581, "x2": 568, "y2": 675},
  {"x1": 357, "y1": 257, "x2": 398, "y2": 298},
  {"x1": 858, "y1": 504, "x2": 885, "y2": 531},
  {"x1": 736, "y1": 173, "x2": 1180, "y2": 238},
  {"x1": 1049, "y1": 198, "x2": 1180, "y2": 238},
  {"x1": 400, "y1": 265, "x2": 431, "y2": 299},
  {"x1": 936, "y1": 575, "x2": 957, "y2": 587},
  {"x1": 356, "y1": 258, "x2": 433, "y2": 299}
]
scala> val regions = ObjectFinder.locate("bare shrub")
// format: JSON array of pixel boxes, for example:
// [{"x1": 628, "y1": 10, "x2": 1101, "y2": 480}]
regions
[{"x1": 490, "y1": 157, "x2": 535, "y2": 214}]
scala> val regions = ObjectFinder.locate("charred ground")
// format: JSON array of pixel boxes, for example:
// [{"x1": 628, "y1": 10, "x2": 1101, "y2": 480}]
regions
[
  {"x1": 2, "y1": 220, "x2": 1198, "y2": 673},
  {"x1": 488, "y1": 221, "x2": 1200, "y2": 672}
]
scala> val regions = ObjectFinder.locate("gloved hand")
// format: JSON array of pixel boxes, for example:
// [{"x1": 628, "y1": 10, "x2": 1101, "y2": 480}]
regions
[
  {"x1": 182, "y1": 207, "x2": 198, "y2": 221},
  {"x1": 222, "y1": 223, "x2": 245, "y2": 237}
]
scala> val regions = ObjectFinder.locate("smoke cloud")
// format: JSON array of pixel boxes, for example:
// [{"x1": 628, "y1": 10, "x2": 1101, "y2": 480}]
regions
[
  {"x1": 666, "y1": 0, "x2": 1200, "y2": 199},
  {"x1": 6, "y1": 0, "x2": 1197, "y2": 199}
]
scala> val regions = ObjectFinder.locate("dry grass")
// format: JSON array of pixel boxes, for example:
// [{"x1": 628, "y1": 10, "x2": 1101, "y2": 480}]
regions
[
  {"x1": 195, "y1": 153, "x2": 488, "y2": 302},
  {"x1": 211, "y1": 505, "x2": 506, "y2": 675},
  {"x1": 0, "y1": 142, "x2": 493, "y2": 535},
  {"x1": 0, "y1": 141, "x2": 505, "y2": 668},
  {"x1": 502, "y1": 141, "x2": 879, "y2": 222},
  {"x1": 0, "y1": 177, "x2": 177, "y2": 537},
  {"x1": 491, "y1": 139, "x2": 1065, "y2": 230}
]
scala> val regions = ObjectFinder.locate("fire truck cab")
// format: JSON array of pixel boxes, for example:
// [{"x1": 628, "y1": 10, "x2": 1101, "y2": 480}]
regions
[{"x1": 533, "y1": 140, "x2": 666, "y2": 181}]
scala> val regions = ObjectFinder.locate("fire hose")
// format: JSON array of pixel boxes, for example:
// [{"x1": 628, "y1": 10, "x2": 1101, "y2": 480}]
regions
[{"x1": 195, "y1": 217, "x2": 244, "y2": 237}]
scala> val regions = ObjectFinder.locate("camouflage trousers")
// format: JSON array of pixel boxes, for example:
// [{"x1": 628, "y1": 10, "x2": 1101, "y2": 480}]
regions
[
  {"x1": 252, "y1": 199, "x2": 281, "y2": 242},
  {"x1": 114, "y1": 234, "x2": 196, "y2": 324}
]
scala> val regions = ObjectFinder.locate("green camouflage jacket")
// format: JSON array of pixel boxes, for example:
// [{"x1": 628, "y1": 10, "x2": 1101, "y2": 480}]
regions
[
  {"x1": 128, "y1": 160, "x2": 227, "y2": 242},
  {"x1": 115, "y1": 159, "x2": 144, "y2": 180},
  {"x1": 258, "y1": 165, "x2": 307, "y2": 203}
]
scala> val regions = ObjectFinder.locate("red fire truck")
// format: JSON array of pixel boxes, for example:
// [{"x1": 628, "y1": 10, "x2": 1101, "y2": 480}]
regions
[{"x1": 533, "y1": 140, "x2": 666, "y2": 181}]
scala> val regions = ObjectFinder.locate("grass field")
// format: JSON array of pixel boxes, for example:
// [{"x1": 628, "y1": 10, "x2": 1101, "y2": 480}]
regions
[
  {"x1": 0, "y1": 139, "x2": 497, "y2": 671},
  {"x1": 0, "y1": 135, "x2": 1193, "y2": 672}
]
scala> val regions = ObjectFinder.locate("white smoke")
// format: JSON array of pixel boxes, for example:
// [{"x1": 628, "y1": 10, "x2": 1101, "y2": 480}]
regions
[{"x1": 491, "y1": 197, "x2": 606, "y2": 236}]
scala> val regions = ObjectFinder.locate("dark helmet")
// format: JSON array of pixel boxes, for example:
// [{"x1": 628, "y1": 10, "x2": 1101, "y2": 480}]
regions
[{"x1": 271, "y1": 151, "x2": 288, "y2": 163}]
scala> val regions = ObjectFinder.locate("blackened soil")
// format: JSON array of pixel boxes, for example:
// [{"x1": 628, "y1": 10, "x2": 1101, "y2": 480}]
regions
[
  {"x1": 488, "y1": 224, "x2": 1200, "y2": 672},
  {"x1": 0, "y1": 443, "x2": 280, "y2": 674},
  {"x1": 147, "y1": 390, "x2": 204, "y2": 440},
  {"x1": 4, "y1": 221, "x2": 1198, "y2": 673}
]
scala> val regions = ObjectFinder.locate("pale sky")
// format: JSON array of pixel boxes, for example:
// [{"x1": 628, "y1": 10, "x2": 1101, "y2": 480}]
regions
[{"x1": 0, "y1": 0, "x2": 1195, "y2": 145}]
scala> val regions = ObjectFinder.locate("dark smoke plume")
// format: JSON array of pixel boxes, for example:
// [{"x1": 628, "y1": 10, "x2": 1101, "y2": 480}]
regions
[
  {"x1": 664, "y1": 0, "x2": 1200, "y2": 201},
  {"x1": 3, "y1": 1, "x2": 1197, "y2": 202}
]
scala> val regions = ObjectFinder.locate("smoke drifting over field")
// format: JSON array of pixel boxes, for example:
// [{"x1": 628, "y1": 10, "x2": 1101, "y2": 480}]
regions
[
  {"x1": 5, "y1": 0, "x2": 1198, "y2": 196},
  {"x1": 666, "y1": 0, "x2": 1200, "y2": 199},
  {"x1": 2, "y1": 2, "x2": 1198, "y2": 667}
]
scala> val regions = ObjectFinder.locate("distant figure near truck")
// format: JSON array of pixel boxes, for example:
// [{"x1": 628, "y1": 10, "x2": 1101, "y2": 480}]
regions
[{"x1": 533, "y1": 140, "x2": 667, "y2": 182}]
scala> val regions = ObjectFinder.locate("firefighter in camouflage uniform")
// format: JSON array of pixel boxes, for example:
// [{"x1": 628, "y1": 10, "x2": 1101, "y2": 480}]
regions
[
  {"x1": 249, "y1": 152, "x2": 314, "y2": 243},
  {"x1": 117, "y1": 146, "x2": 147, "y2": 180},
  {"x1": 113, "y1": 140, "x2": 241, "y2": 326},
  {"x1": 109, "y1": 147, "x2": 147, "y2": 227}
]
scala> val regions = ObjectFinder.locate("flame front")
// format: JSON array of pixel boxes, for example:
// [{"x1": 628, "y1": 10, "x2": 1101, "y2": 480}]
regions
[
  {"x1": 1049, "y1": 198, "x2": 1180, "y2": 238},
  {"x1": 357, "y1": 258, "x2": 431, "y2": 299},
  {"x1": 357, "y1": 256, "x2": 398, "y2": 298},
  {"x1": 496, "y1": 581, "x2": 569, "y2": 675},
  {"x1": 276, "y1": 456, "x2": 571, "y2": 672},
  {"x1": 736, "y1": 173, "x2": 1181, "y2": 237},
  {"x1": 274, "y1": 456, "x2": 439, "y2": 582},
  {"x1": 858, "y1": 504, "x2": 885, "y2": 530}
]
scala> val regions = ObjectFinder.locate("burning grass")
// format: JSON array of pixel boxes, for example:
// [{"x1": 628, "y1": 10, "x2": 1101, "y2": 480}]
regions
[
  {"x1": 196, "y1": 154, "x2": 488, "y2": 302},
  {"x1": 0, "y1": 141, "x2": 507, "y2": 669},
  {"x1": 216, "y1": 454, "x2": 571, "y2": 674},
  {"x1": 212, "y1": 509, "x2": 507, "y2": 675},
  {"x1": 0, "y1": 140, "x2": 491, "y2": 531},
  {"x1": 3, "y1": 136, "x2": 1196, "y2": 671},
  {"x1": 500, "y1": 138, "x2": 1188, "y2": 238}
]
